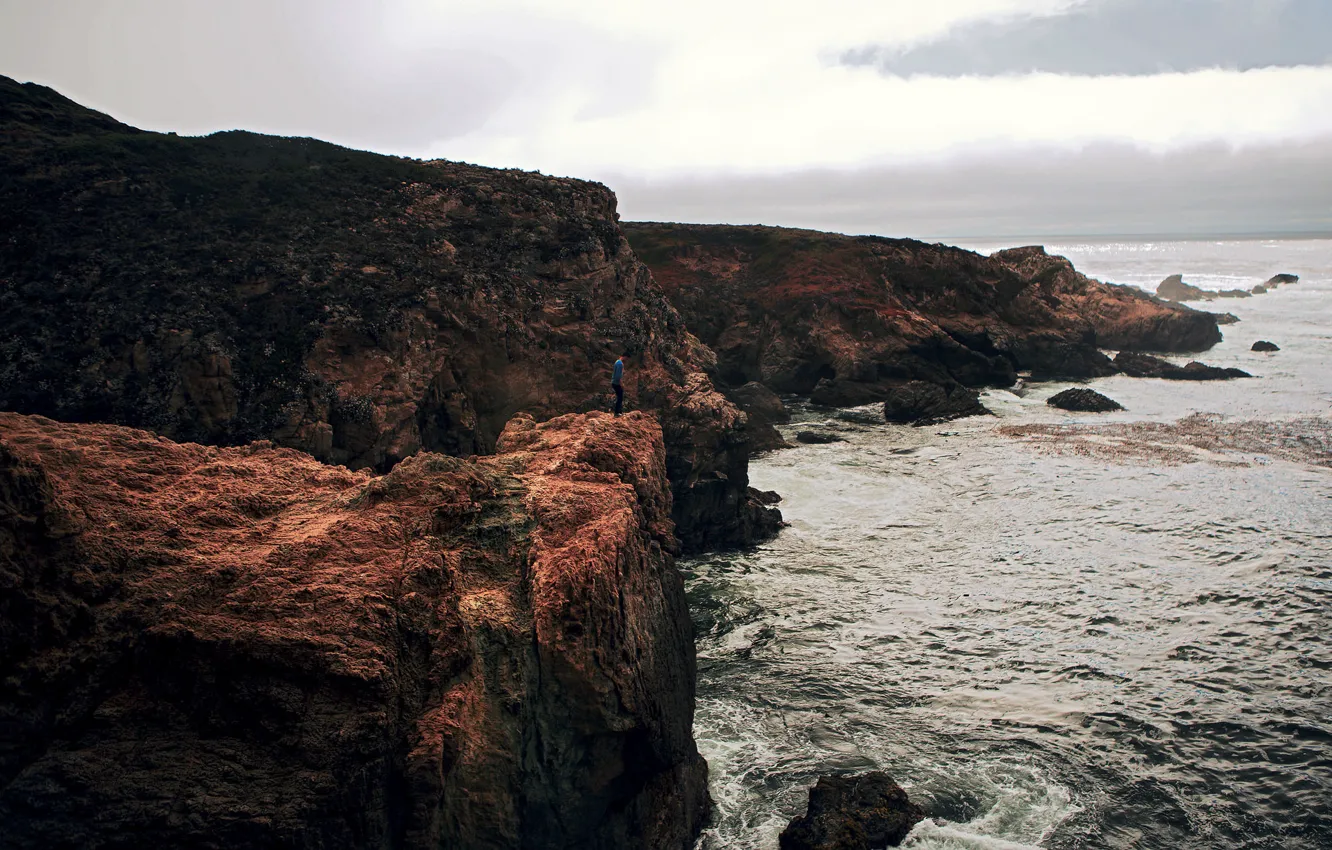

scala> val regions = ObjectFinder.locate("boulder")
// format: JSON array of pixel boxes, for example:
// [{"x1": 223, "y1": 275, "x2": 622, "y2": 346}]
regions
[
  {"x1": 0, "y1": 410, "x2": 709, "y2": 849},
  {"x1": 726, "y1": 381, "x2": 792, "y2": 453},
  {"x1": 1266, "y1": 273, "x2": 1299, "y2": 286},
  {"x1": 1212, "y1": 313, "x2": 1241, "y2": 325},
  {"x1": 1047, "y1": 388, "x2": 1124, "y2": 412},
  {"x1": 882, "y1": 381, "x2": 990, "y2": 426},
  {"x1": 1172, "y1": 361, "x2": 1252, "y2": 380},
  {"x1": 1251, "y1": 340, "x2": 1280, "y2": 352},
  {"x1": 1156, "y1": 274, "x2": 1213, "y2": 302},
  {"x1": 1217, "y1": 289, "x2": 1252, "y2": 298},
  {"x1": 796, "y1": 430, "x2": 844, "y2": 444},
  {"x1": 1251, "y1": 285, "x2": 1268, "y2": 294},
  {"x1": 779, "y1": 772, "x2": 925, "y2": 850}
]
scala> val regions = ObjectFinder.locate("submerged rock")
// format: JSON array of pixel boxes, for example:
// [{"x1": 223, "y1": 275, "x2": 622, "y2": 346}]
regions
[
  {"x1": 1157, "y1": 274, "x2": 1213, "y2": 302},
  {"x1": 796, "y1": 430, "x2": 845, "y2": 444},
  {"x1": 1047, "y1": 388, "x2": 1124, "y2": 412},
  {"x1": 1217, "y1": 289, "x2": 1252, "y2": 298},
  {"x1": 1251, "y1": 340, "x2": 1281, "y2": 352},
  {"x1": 1113, "y1": 351, "x2": 1251, "y2": 380},
  {"x1": 0, "y1": 411, "x2": 710, "y2": 849},
  {"x1": 882, "y1": 381, "x2": 990, "y2": 426},
  {"x1": 1251, "y1": 285, "x2": 1268, "y2": 294},
  {"x1": 779, "y1": 772, "x2": 925, "y2": 850}
]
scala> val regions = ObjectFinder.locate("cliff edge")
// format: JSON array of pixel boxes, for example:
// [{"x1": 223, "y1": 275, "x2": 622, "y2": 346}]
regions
[{"x1": 0, "y1": 410, "x2": 708, "y2": 848}]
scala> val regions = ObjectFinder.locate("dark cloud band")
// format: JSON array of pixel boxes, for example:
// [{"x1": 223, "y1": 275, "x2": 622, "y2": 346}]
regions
[{"x1": 842, "y1": 0, "x2": 1332, "y2": 78}]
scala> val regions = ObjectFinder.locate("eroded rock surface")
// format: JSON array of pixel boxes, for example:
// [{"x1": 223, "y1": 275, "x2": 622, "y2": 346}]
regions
[
  {"x1": 882, "y1": 381, "x2": 991, "y2": 426},
  {"x1": 624, "y1": 225, "x2": 1220, "y2": 410},
  {"x1": 1113, "y1": 352, "x2": 1251, "y2": 380},
  {"x1": 0, "y1": 76, "x2": 776, "y2": 552},
  {"x1": 0, "y1": 411, "x2": 708, "y2": 849}
]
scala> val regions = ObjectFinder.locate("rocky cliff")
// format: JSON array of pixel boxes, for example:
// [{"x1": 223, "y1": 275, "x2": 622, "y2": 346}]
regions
[
  {"x1": 0, "y1": 410, "x2": 709, "y2": 848},
  {"x1": 0, "y1": 76, "x2": 777, "y2": 552},
  {"x1": 624, "y1": 224, "x2": 1221, "y2": 411}
]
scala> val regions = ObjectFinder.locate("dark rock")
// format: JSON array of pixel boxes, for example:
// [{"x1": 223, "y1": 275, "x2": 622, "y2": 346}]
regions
[
  {"x1": 1047, "y1": 388, "x2": 1124, "y2": 412},
  {"x1": 810, "y1": 378, "x2": 893, "y2": 408},
  {"x1": 796, "y1": 430, "x2": 845, "y2": 444},
  {"x1": 1157, "y1": 274, "x2": 1214, "y2": 302},
  {"x1": 0, "y1": 411, "x2": 709, "y2": 850},
  {"x1": 779, "y1": 772, "x2": 925, "y2": 850},
  {"x1": 1217, "y1": 289, "x2": 1252, "y2": 298},
  {"x1": 750, "y1": 487, "x2": 783, "y2": 505},
  {"x1": 883, "y1": 381, "x2": 990, "y2": 427},
  {"x1": 1266, "y1": 273, "x2": 1299, "y2": 286},
  {"x1": 1113, "y1": 351, "x2": 1251, "y2": 380},
  {"x1": 1213, "y1": 312, "x2": 1241, "y2": 325},
  {"x1": 1251, "y1": 285, "x2": 1268, "y2": 294},
  {"x1": 1251, "y1": 340, "x2": 1280, "y2": 352},
  {"x1": 726, "y1": 381, "x2": 792, "y2": 452},
  {"x1": 0, "y1": 75, "x2": 777, "y2": 555}
]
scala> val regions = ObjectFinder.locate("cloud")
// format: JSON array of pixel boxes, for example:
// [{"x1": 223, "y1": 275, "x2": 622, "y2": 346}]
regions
[
  {"x1": 610, "y1": 137, "x2": 1332, "y2": 240},
  {"x1": 842, "y1": 0, "x2": 1332, "y2": 77}
]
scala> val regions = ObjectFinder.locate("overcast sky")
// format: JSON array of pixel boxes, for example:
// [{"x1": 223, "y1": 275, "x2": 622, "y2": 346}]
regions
[{"x1": 3, "y1": 0, "x2": 1330, "y2": 239}]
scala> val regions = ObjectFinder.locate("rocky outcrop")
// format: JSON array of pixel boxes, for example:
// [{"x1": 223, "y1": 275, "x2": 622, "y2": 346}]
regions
[
  {"x1": 725, "y1": 382, "x2": 791, "y2": 452},
  {"x1": 1113, "y1": 352, "x2": 1251, "y2": 380},
  {"x1": 1266, "y1": 274, "x2": 1299, "y2": 286},
  {"x1": 1213, "y1": 312, "x2": 1241, "y2": 325},
  {"x1": 0, "y1": 410, "x2": 709, "y2": 849},
  {"x1": 623, "y1": 225, "x2": 1221, "y2": 410},
  {"x1": 882, "y1": 381, "x2": 990, "y2": 426},
  {"x1": 1157, "y1": 274, "x2": 1213, "y2": 302},
  {"x1": 1252, "y1": 340, "x2": 1280, "y2": 352},
  {"x1": 1217, "y1": 289, "x2": 1251, "y2": 298},
  {"x1": 0, "y1": 76, "x2": 777, "y2": 553},
  {"x1": 779, "y1": 773, "x2": 925, "y2": 850},
  {"x1": 1252, "y1": 285, "x2": 1268, "y2": 294},
  {"x1": 1047, "y1": 388, "x2": 1124, "y2": 412}
]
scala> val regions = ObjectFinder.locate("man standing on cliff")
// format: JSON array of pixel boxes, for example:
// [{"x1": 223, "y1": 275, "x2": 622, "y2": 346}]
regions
[{"x1": 612, "y1": 351, "x2": 627, "y2": 416}]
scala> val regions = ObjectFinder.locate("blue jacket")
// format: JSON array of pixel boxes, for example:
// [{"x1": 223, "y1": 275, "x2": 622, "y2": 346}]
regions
[{"x1": 612, "y1": 359, "x2": 624, "y2": 386}]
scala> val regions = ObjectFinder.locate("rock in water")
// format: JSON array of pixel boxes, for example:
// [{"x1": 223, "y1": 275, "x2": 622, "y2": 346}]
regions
[
  {"x1": 1213, "y1": 313, "x2": 1241, "y2": 325},
  {"x1": 1217, "y1": 289, "x2": 1252, "y2": 298},
  {"x1": 1113, "y1": 352, "x2": 1251, "y2": 380},
  {"x1": 883, "y1": 381, "x2": 990, "y2": 426},
  {"x1": 796, "y1": 430, "x2": 844, "y2": 444},
  {"x1": 1251, "y1": 285, "x2": 1268, "y2": 294},
  {"x1": 0, "y1": 411, "x2": 709, "y2": 849},
  {"x1": 1047, "y1": 388, "x2": 1125, "y2": 412},
  {"x1": 1156, "y1": 274, "x2": 1214, "y2": 302},
  {"x1": 1252, "y1": 340, "x2": 1281, "y2": 352},
  {"x1": 1266, "y1": 273, "x2": 1299, "y2": 286},
  {"x1": 779, "y1": 772, "x2": 925, "y2": 850}
]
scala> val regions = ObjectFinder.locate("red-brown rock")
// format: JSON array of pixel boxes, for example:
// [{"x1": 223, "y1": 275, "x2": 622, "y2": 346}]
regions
[{"x1": 0, "y1": 410, "x2": 708, "y2": 848}]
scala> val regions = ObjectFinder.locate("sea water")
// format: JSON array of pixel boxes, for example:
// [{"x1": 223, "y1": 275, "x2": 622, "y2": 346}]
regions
[{"x1": 687, "y1": 238, "x2": 1332, "y2": 849}]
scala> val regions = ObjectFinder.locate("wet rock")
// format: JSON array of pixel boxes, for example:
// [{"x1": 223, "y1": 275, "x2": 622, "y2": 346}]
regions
[
  {"x1": 779, "y1": 772, "x2": 925, "y2": 850},
  {"x1": 1217, "y1": 289, "x2": 1252, "y2": 298},
  {"x1": 882, "y1": 381, "x2": 990, "y2": 426},
  {"x1": 1251, "y1": 340, "x2": 1280, "y2": 352},
  {"x1": 1113, "y1": 351, "x2": 1250, "y2": 380},
  {"x1": 1156, "y1": 274, "x2": 1214, "y2": 302},
  {"x1": 796, "y1": 430, "x2": 845, "y2": 444},
  {"x1": 0, "y1": 76, "x2": 777, "y2": 554},
  {"x1": 1251, "y1": 285, "x2": 1268, "y2": 294},
  {"x1": 1047, "y1": 388, "x2": 1124, "y2": 412},
  {"x1": 725, "y1": 381, "x2": 791, "y2": 452},
  {"x1": 750, "y1": 487, "x2": 783, "y2": 505},
  {"x1": 1266, "y1": 273, "x2": 1299, "y2": 286},
  {"x1": 0, "y1": 410, "x2": 709, "y2": 849},
  {"x1": 1213, "y1": 312, "x2": 1241, "y2": 325}
]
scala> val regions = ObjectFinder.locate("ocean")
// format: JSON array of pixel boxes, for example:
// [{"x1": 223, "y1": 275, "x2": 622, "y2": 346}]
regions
[{"x1": 687, "y1": 238, "x2": 1332, "y2": 849}]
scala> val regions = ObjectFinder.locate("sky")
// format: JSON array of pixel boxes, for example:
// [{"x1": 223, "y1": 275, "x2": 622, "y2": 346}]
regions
[{"x1": 2, "y1": 0, "x2": 1330, "y2": 239}]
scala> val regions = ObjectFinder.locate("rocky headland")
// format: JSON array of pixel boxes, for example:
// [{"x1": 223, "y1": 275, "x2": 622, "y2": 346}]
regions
[
  {"x1": 0, "y1": 75, "x2": 777, "y2": 553},
  {"x1": 0, "y1": 410, "x2": 708, "y2": 848},
  {"x1": 624, "y1": 224, "x2": 1222, "y2": 424}
]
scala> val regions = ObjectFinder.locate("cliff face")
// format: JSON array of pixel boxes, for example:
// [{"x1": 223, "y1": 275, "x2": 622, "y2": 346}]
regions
[
  {"x1": 0, "y1": 410, "x2": 708, "y2": 849},
  {"x1": 624, "y1": 224, "x2": 1221, "y2": 409},
  {"x1": 0, "y1": 76, "x2": 777, "y2": 551}
]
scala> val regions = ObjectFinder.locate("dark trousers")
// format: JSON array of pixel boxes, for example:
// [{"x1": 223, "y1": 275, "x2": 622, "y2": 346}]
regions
[{"x1": 613, "y1": 384, "x2": 623, "y2": 416}]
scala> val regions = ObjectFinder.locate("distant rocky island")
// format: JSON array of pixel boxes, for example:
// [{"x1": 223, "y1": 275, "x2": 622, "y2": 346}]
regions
[{"x1": 0, "y1": 75, "x2": 1238, "y2": 848}]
